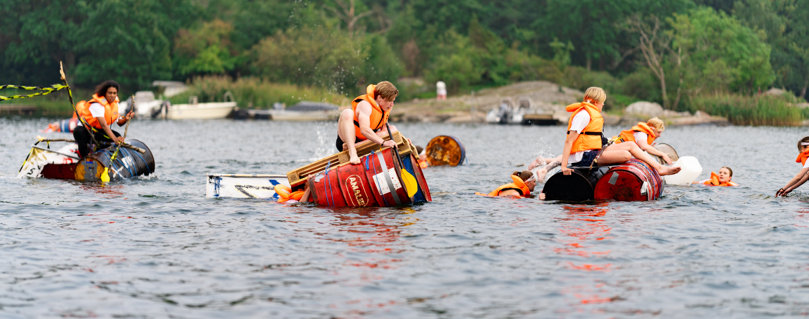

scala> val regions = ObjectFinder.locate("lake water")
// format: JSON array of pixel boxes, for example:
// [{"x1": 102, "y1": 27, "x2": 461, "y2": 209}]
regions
[{"x1": 2, "y1": 118, "x2": 809, "y2": 318}]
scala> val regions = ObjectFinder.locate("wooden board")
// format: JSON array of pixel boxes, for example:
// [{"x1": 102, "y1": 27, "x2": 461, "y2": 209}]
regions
[{"x1": 286, "y1": 131, "x2": 414, "y2": 187}]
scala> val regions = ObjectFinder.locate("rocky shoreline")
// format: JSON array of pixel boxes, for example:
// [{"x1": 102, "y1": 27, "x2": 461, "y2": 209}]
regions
[{"x1": 392, "y1": 81, "x2": 729, "y2": 126}]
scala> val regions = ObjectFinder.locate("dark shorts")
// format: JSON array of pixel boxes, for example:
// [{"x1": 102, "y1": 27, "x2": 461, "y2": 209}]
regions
[
  {"x1": 336, "y1": 136, "x2": 361, "y2": 151},
  {"x1": 572, "y1": 150, "x2": 599, "y2": 167}
]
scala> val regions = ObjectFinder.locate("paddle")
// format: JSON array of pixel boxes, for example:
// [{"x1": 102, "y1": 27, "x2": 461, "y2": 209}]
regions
[
  {"x1": 385, "y1": 123, "x2": 418, "y2": 198},
  {"x1": 100, "y1": 97, "x2": 133, "y2": 183}
]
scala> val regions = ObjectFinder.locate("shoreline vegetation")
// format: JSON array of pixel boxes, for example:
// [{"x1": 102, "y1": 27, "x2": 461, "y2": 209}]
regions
[{"x1": 2, "y1": 76, "x2": 806, "y2": 127}]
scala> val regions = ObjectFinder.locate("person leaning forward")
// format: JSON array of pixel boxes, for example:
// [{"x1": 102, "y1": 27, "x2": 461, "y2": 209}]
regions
[
  {"x1": 336, "y1": 81, "x2": 399, "y2": 164},
  {"x1": 72, "y1": 80, "x2": 134, "y2": 158}
]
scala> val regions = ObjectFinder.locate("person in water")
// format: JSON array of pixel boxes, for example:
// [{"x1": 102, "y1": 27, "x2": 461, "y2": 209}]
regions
[
  {"x1": 72, "y1": 80, "x2": 134, "y2": 158},
  {"x1": 612, "y1": 117, "x2": 673, "y2": 164},
  {"x1": 336, "y1": 81, "x2": 399, "y2": 164},
  {"x1": 476, "y1": 170, "x2": 536, "y2": 198},
  {"x1": 559, "y1": 87, "x2": 680, "y2": 176},
  {"x1": 776, "y1": 136, "x2": 809, "y2": 197},
  {"x1": 696, "y1": 166, "x2": 737, "y2": 186}
]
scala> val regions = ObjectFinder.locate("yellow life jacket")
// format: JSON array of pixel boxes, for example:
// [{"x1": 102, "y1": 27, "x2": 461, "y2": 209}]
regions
[
  {"x1": 76, "y1": 94, "x2": 119, "y2": 130},
  {"x1": 351, "y1": 84, "x2": 390, "y2": 140},
  {"x1": 566, "y1": 101, "x2": 603, "y2": 154},
  {"x1": 616, "y1": 122, "x2": 656, "y2": 145}
]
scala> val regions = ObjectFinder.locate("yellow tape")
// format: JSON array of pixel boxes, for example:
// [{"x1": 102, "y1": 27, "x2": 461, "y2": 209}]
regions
[{"x1": 0, "y1": 84, "x2": 67, "y2": 101}]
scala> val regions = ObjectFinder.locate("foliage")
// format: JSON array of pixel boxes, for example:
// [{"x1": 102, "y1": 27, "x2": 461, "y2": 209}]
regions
[
  {"x1": 173, "y1": 20, "x2": 237, "y2": 77},
  {"x1": 686, "y1": 93, "x2": 802, "y2": 125},
  {"x1": 167, "y1": 76, "x2": 348, "y2": 108},
  {"x1": 670, "y1": 7, "x2": 775, "y2": 95}
]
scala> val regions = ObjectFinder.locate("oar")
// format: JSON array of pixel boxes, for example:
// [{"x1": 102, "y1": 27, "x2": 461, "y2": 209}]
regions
[
  {"x1": 100, "y1": 97, "x2": 133, "y2": 183},
  {"x1": 385, "y1": 123, "x2": 418, "y2": 198}
]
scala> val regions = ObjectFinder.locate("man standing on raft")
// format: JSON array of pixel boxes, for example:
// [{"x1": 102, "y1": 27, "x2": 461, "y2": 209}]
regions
[
  {"x1": 336, "y1": 81, "x2": 399, "y2": 164},
  {"x1": 560, "y1": 87, "x2": 680, "y2": 176}
]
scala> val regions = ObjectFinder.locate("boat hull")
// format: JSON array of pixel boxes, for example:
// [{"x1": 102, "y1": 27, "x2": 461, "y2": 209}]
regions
[
  {"x1": 206, "y1": 174, "x2": 290, "y2": 199},
  {"x1": 19, "y1": 139, "x2": 155, "y2": 182}
]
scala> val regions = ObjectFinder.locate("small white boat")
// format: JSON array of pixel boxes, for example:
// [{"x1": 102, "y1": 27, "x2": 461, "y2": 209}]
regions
[
  {"x1": 206, "y1": 174, "x2": 289, "y2": 199},
  {"x1": 156, "y1": 92, "x2": 236, "y2": 120},
  {"x1": 119, "y1": 91, "x2": 168, "y2": 119},
  {"x1": 485, "y1": 98, "x2": 526, "y2": 124},
  {"x1": 268, "y1": 101, "x2": 339, "y2": 121}
]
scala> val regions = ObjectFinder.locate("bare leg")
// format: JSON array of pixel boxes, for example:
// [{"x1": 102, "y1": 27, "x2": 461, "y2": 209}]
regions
[
  {"x1": 599, "y1": 143, "x2": 681, "y2": 176},
  {"x1": 535, "y1": 160, "x2": 561, "y2": 182},
  {"x1": 337, "y1": 109, "x2": 360, "y2": 164}
]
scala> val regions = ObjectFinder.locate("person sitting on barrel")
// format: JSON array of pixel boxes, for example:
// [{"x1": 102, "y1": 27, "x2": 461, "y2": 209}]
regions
[
  {"x1": 476, "y1": 170, "x2": 537, "y2": 198},
  {"x1": 611, "y1": 117, "x2": 673, "y2": 164},
  {"x1": 776, "y1": 136, "x2": 809, "y2": 197},
  {"x1": 559, "y1": 87, "x2": 680, "y2": 176},
  {"x1": 72, "y1": 80, "x2": 134, "y2": 158},
  {"x1": 336, "y1": 81, "x2": 399, "y2": 164}
]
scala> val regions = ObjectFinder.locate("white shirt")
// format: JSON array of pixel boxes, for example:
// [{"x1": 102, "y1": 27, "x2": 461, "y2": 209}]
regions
[
  {"x1": 568, "y1": 111, "x2": 590, "y2": 164},
  {"x1": 634, "y1": 132, "x2": 649, "y2": 146},
  {"x1": 803, "y1": 160, "x2": 809, "y2": 169},
  {"x1": 436, "y1": 81, "x2": 447, "y2": 95}
]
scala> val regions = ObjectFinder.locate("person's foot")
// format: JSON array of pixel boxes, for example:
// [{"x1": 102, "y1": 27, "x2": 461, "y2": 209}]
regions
[
  {"x1": 658, "y1": 165, "x2": 681, "y2": 176},
  {"x1": 348, "y1": 148, "x2": 360, "y2": 164}
]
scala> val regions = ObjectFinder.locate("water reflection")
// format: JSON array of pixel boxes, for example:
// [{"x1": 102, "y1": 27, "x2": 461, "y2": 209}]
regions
[{"x1": 555, "y1": 204, "x2": 616, "y2": 306}]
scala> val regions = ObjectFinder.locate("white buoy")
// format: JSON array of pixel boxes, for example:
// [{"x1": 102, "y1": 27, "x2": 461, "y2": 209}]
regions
[{"x1": 662, "y1": 156, "x2": 702, "y2": 186}]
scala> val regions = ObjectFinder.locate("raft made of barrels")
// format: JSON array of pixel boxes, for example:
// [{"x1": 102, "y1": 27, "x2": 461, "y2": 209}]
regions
[
  {"x1": 424, "y1": 135, "x2": 466, "y2": 166},
  {"x1": 308, "y1": 148, "x2": 430, "y2": 207},
  {"x1": 543, "y1": 159, "x2": 664, "y2": 202},
  {"x1": 18, "y1": 139, "x2": 155, "y2": 182}
]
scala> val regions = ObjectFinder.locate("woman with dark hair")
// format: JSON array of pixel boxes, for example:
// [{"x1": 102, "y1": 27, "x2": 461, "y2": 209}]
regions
[{"x1": 72, "y1": 80, "x2": 134, "y2": 158}]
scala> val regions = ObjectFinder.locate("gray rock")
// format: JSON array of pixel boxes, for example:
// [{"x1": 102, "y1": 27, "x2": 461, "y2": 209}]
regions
[{"x1": 625, "y1": 101, "x2": 664, "y2": 117}]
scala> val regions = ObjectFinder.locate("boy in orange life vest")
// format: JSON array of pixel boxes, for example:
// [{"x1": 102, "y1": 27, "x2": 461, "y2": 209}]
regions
[
  {"x1": 72, "y1": 80, "x2": 134, "y2": 158},
  {"x1": 560, "y1": 87, "x2": 680, "y2": 176},
  {"x1": 336, "y1": 81, "x2": 399, "y2": 164},
  {"x1": 613, "y1": 117, "x2": 673, "y2": 164},
  {"x1": 776, "y1": 136, "x2": 809, "y2": 197}
]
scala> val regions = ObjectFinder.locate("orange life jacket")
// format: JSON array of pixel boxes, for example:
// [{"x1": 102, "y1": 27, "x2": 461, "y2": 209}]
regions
[
  {"x1": 566, "y1": 101, "x2": 603, "y2": 154},
  {"x1": 796, "y1": 149, "x2": 809, "y2": 166},
  {"x1": 351, "y1": 84, "x2": 389, "y2": 140},
  {"x1": 418, "y1": 158, "x2": 429, "y2": 168},
  {"x1": 617, "y1": 122, "x2": 656, "y2": 145},
  {"x1": 701, "y1": 171, "x2": 738, "y2": 186},
  {"x1": 76, "y1": 94, "x2": 119, "y2": 130},
  {"x1": 476, "y1": 175, "x2": 531, "y2": 198}
]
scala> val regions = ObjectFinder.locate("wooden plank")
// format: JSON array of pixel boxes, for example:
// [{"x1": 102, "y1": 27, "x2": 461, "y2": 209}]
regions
[{"x1": 287, "y1": 131, "x2": 412, "y2": 187}]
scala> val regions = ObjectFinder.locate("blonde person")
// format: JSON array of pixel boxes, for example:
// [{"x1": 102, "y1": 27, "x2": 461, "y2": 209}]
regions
[
  {"x1": 613, "y1": 117, "x2": 672, "y2": 164},
  {"x1": 560, "y1": 87, "x2": 680, "y2": 176}
]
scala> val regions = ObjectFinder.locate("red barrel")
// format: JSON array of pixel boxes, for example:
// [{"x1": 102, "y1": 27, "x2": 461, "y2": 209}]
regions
[
  {"x1": 594, "y1": 159, "x2": 663, "y2": 201},
  {"x1": 308, "y1": 148, "x2": 411, "y2": 207}
]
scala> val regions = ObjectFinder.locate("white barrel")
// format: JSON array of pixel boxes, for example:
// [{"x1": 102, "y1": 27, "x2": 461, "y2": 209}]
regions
[{"x1": 662, "y1": 156, "x2": 702, "y2": 186}]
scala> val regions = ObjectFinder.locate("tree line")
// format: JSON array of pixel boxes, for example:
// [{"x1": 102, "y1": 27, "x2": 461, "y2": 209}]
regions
[{"x1": 2, "y1": 0, "x2": 807, "y2": 115}]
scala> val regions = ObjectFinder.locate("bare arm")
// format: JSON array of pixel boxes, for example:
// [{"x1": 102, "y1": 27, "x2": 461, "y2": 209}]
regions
[
  {"x1": 778, "y1": 167, "x2": 809, "y2": 197},
  {"x1": 357, "y1": 101, "x2": 395, "y2": 148},
  {"x1": 96, "y1": 117, "x2": 124, "y2": 144},
  {"x1": 637, "y1": 140, "x2": 672, "y2": 164},
  {"x1": 560, "y1": 132, "x2": 578, "y2": 175}
]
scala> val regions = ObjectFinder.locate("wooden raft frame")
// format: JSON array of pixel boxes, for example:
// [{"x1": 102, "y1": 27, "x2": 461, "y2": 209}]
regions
[{"x1": 287, "y1": 131, "x2": 417, "y2": 187}]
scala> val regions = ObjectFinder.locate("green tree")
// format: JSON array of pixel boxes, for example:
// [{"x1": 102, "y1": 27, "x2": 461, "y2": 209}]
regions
[
  {"x1": 173, "y1": 19, "x2": 237, "y2": 77},
  {"x1": 670, "y1": 7, "x2": 774, "y2": 96}
]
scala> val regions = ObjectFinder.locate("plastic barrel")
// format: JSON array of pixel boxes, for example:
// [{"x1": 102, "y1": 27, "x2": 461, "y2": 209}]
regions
[
  {"x1": 400, "y1": 153, "x2": 432, "y2": 204},
  {"x1": 542, "y1": 167, "x2": 608, "y2": 201},
  {"x1": 594, "y1": 159, "x2": 663, "y2": 201},
  {"x1": 308, "y1": 164, "x2": 352, "y2": 207},
  {"x1": 363, "y1": 149, "x2": 412, "y2": 207},
  {"x1": 425, "y1": 135, "x2": 466, "y2": 166},
  {"x1": 41, "y1": 139, "x2": 155, "y2": 182},
  {"x1": 652, "y1": 143, "x2": 679, "y2": 164},
  {"x1": 662, "y1": 156, "x2": 703, "y2": 186}
]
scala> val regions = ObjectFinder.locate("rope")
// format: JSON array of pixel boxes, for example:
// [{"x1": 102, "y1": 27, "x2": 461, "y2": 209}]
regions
[
  {"x1": 0, "y1": 84, "x2": 67, "y2": 101},
  {"x1": 324, "y1": 161, "x2": 334, "y2": 207}
]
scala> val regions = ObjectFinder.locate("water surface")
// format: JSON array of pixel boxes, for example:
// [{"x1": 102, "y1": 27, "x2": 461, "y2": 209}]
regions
[{"x1": 2, "y1": 118, "x2": 809, "y2": 318}]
